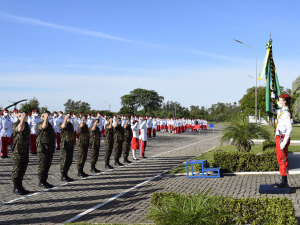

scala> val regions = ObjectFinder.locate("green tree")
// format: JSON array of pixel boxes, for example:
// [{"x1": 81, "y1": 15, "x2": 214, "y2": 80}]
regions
[
  {"x1": 20, "y1": 97, "x2": 40, "y2": 113},
  {"x1": 120, "y1": 88, "x2": 164, "y2": 114},
  {"x1": 221, "y1": 120, "x2": 271, "y2": 152},
  {"x1": 292, "y1": 76, "x2": 300, "y2": 121},
  {"x1": 63, "y1": 99, "x2": 91, "y2": 113}
]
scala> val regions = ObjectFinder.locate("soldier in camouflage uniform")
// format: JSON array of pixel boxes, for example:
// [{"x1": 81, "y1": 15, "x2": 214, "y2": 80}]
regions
[
  {"x1": 77, "y1": 115, "x2": 89, "y2": 177},
  {"x1": 122, "y1": 118, "x2": 132, "y2": 163},
  {"x1": 113, "y1": 117, "x2": 124, "y2": 166},
  {"x1": 36, "y1": 111, "x2": 56, "y2": 188},
  {"x1": 11, "y1": 112, "x2": 31, "y2": 195},
  {"x1": 104, "y1": 116, "x2": 114, "y2": 169},
  {"x1": 90, "y1": 119, "x2": 101, "y2": 173},
  {"x1": 59, "y1": 113, "x2": 75, "y2": 182}
]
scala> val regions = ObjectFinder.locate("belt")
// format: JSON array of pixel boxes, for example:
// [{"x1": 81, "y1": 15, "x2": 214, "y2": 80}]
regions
[{"x1": 4, "y1": 128, "x2": 8, "y2": 130}]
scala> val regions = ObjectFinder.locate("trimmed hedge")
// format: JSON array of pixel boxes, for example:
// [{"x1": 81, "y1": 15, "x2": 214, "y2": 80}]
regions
[
  {"x1": 211, "y1": 150, "x2": 278, "y2": 172},
  {"x1": 262, "y1": 140, "x2": 276, "y2": 151},
  {"x1": 150, "y1": 192, "x2": 297, "y2": 225}
]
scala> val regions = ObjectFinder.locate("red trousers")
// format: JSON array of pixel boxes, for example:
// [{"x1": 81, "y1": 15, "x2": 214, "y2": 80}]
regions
[
  {"x1": 139, "y1": 139, "x2": 147, "y2": 157},
  {"x1": 147, "y1": 128, "x2": 152, "y2": 137},
  {"x1": 276, "y1": 135, "x2": 290, "y2": 176},
  {"x1": 166, "y1": 125, "x2": 168, "y2": 132},
  {"x1": 56, "y1": 133, "x2": 61, "y2": 149},
  {"x1": 0, "y1": 137, "x2": 10, "y2": 156},
  {"x1": 30, "y1": 134, "x2": 37, "y2": 153},
  {"x1": 153, "y1": 129, "x2": 156, "y2": 137},
  {"x1": 74, "y1": 131, "x2": 79, "y2": 144},
  {"x1": 157, "y1": 125, "x2": 160, "y2": 131}
]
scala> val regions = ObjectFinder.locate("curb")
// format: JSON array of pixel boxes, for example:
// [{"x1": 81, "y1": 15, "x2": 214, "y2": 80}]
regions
[{"x1": 164, "y1": 171, "x2": 300, "y2": 176}]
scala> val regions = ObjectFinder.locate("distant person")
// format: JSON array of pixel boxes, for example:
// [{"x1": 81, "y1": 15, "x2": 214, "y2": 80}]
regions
[
  {"x1": 29, "y1": 109, "x2": 42, "y2": 154},
  {"x1": 77, "y1": 115, "x2": 90, "y2": 177},
  {"x1": 131, "y1": 120, "x2": 139, "y2": 160},
  {"x1": 113, "y1": 117, "x2": 124, "y2": 166},
  {"x1": 0, "y1": 109, "x2": 12, "y2": 158},
  {"x1": 122, "y1": 117, "x2": 132, "y2": 163},
  {"x1": 139, "y1": 117, "x2": 147, "y2": 158},
  {"x1": 104, "y1": 116, "x2": 114, "y2": 169}
]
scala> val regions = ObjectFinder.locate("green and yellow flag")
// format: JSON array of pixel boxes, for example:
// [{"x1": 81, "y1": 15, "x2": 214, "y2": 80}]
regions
[{"x1": 258, "y1": 39, "x2": 281, "y2": 134}]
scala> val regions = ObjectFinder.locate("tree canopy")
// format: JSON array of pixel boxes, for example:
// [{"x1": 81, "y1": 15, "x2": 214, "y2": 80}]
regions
[
  {"x1": 120, "y1": 88, "x2": 164, "y2": 114},
  {"x1": 19, "y1": 97, "x2": 42, "y2": 113},
  {"x1": 64, "y1": 99, "x2": 91, "y2": 114}
]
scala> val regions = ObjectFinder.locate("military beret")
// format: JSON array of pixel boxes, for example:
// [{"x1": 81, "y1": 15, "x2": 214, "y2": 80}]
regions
[{"x1": 279, "y1": 94, "x2": 291, "y2": 99}]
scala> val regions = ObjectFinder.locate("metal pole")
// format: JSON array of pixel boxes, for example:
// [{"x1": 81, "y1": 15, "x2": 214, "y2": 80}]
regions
[{"x1": 234, "y1": 39, "x2": 257, "y2": 123}]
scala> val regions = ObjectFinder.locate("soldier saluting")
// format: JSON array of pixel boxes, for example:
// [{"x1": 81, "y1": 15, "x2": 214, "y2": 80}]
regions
[
  {"x1": 77, "y1": 115, "x2": 90, "y2": 178},
  {"x1": 122, "y1": 117, "x2": 132, "y2": 164},
  {"x1": 104, "y1": 116, "x2": 114, "y2": 169},
  {"x1": 113, "y1": 117, "x2": 124, "y2": 166},
  {"x1": 90, "y1": 119, "x2": 101, "y2": 173},
  {"x1": 59, "y1": 113, "x2": 75, "y2": 182},
  {"x1": 11, "y1": 112, "x2": 30, "y2": 195},
  {"x1": 36, "y1": 111, "x2": 56, "y2": 188}
]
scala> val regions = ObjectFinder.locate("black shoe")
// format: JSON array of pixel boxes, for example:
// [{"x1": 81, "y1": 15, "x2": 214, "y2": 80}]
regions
[
  {"x1": 90, "y1": 165, "x2": 100, "y2": 173},
  {"x1": 39, "y1": 179, "x2": 54, "y2": 188},
  {"x1": 141, "y1": 156, "x2": 147, "y2": 159},
  {"x1": 123, "y1": 157, "x2": 132, "y2": 164},
  {"x1": 18, "y1": 181, "x2": 30, "y2": 195},
  {"x1": 56, "y1": 148, "x2": 60, "y2": 150},
  {"x1": 105, "y1": 163, "x2": 114, "y2": 169},
  {"x1": 61, "y1": 172, "x2": 74, "y2": 182},
  {"x1": 77, "y1": 168, "x2": 89, "y2": 178},
  {"x1": 13, "y1": 181, "x2": 27, "y2": 195},
  {"x1": 114, "y1": 159, "x2": 123, "y2": 166},
  {"x1": 273, "y1": 176, "x2": 289, "y2": 188},
  {"x1": 1, "y1": 155, "x2": 9, "y2": 158}
]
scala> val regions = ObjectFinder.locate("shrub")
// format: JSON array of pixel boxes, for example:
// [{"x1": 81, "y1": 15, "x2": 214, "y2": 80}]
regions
[
  {"x1": 211, "y1": 151, "x2": 278, "y2": 172},
  {"x1": 262, "y1": 140, "x2": 276, "y2": 151},
  {"x1": 149, "y1": 192, "x2": 297, "y2": 225}
]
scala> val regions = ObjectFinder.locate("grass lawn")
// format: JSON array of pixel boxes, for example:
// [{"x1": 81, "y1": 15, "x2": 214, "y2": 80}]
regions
[
  {"x1": 166, "y1": 144, "x2": 300, "y2": 174},
  {"x1": 264, "y1": 124, "x2": 300, "y2": 140}
]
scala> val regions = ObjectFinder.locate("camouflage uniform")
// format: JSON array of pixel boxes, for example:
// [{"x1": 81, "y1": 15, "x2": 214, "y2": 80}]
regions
[
  {"x1": 11, "y1": 120, "x2": 30, "y2": 182},
  {"x1": 104, "y1": 123, "x2": 114, "y2": 163},
  {"x1": 77, "y1": 123, "x2": 89, "y2": 169},
  {"x1": 122, "y1": 124, "x2": 132, "y2": 158},
  {"x1": 59, "y1": 122, "x2": 74, "y2": 173},
  {"x1": 90, "y1": 126, "x2": 101, "y2": 166},
  {"x1": 113, "y1": 124, "x2": 124, "y2": 159},
  {"x1": 36, "y1": 121, "x2": 55, "y2": 180}
]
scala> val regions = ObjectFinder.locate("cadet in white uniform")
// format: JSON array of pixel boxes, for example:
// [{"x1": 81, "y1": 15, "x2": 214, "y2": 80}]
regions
[
  {"x1": 29, "y1": 109, "x2": 42, "y2": 154},
  {"x1": 273, "y1": 94, "x2": 293, "y2": 188},
  {"x1": 54, "y1": 111, "x2": 64, "y2": 150},
  {"x1": 0, "y1": 109, "x2": 12, "y2": 158}
]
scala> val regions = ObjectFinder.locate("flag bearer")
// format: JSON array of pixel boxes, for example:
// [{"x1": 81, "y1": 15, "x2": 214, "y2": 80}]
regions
[{"x1": 273, "y1": 94, "x2": 293, "y2": 188}]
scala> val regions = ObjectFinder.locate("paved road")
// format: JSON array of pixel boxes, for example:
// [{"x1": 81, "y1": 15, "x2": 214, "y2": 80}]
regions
[
  {"x1": 1, "y1": 125, "x2": 299, "y2": 224},
  {"x1": 0, "y1": 126, "x2": 221, "y2": 224}
]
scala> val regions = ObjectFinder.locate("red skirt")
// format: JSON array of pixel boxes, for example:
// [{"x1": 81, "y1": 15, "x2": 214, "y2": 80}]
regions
[{"x1": 131, "y1": 137, "x2": 139, "y2": 150}]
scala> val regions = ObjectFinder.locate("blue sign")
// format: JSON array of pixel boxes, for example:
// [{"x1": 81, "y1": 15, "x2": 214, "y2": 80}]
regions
[{"x1": 209, "y1": 124, "x2": 214, "y2": 128}]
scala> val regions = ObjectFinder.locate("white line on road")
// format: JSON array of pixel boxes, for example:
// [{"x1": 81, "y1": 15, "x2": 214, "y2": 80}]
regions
[
  {"x1": 0, "y1": 134, "x2": 221, "y2": 207},
  {"x1": 61, "y1": 145, "x2": 217, "y2": 224}
]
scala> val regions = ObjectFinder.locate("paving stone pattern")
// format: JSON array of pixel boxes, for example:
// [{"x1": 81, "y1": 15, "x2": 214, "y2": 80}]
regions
[
  {"x1": 0, "y1": 126, "x2": 221, "y2": 224},
  {"x1": 1, "y1": 125, "x2": 299, "y2": 224}
]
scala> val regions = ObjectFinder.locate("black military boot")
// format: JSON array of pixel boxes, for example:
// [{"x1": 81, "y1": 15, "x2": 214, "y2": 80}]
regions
[
  {"x1": 105, "y1": 162, "x2": 114, "y2": 169},
  {"x1": 114, "y1": 159, "x2": 123, "y2": 166},
  {"x1": 18, "y1": 180, "x2": 30, "y2": 195},
  {"x1": 273, "y1": 176, "x2": 289, "y2": 188},
  {"x1": 39, "y1": 179, "x2": 54, "y2": 188},
  {"x1": 123, "y1": 157, "x2": 132, "y2": 164},
  {"x1": 90, "y1": 165, "x2": 100, "y2": 173},
  {"x1": 77, "y1": 168, "x2": 89, "y2": 178},
  {"x1": 61, "y1": 172, "x2": 74, "y2": 182},
  {"x1": 13, "y1": 181, "x2": 26, "y2": 195}
]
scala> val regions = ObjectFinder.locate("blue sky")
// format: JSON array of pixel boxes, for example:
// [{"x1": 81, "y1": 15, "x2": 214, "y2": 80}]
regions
[{"x1": 1, "y1": 0, "x2": 300, "y2": 112}]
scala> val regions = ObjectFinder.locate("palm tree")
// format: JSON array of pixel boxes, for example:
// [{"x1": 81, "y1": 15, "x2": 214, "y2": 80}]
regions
[
  {"x1": 221, "y1": 120, "x2": 271, "y2": 152},
  {"x1": 292, "y1": 76, "x2": 300, "y2": 120}
]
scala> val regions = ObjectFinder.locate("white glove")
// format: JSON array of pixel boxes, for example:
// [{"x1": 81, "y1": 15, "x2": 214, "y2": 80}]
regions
[
  {"x1": 271, "y1": 92, "x2": 276, "y2": 99},
  {"x1": 280, "y1": 142, "x2": 285, "y2": 150}
]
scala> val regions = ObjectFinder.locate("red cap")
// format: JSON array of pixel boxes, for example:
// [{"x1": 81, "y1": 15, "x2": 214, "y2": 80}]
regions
[
  {"x1": 143, "y1": 117, "x2": 146, "y2": 120},
  {"x1": 97, "y1": 112, "x2": 100, "y2": 114},
  {"x1": 33, "y1": 109, "x2": 38, "y2": 112},
  {"x1": 14, "y1": 109, "x2": 19, "y2": 112},
  {"x1": 59, "y1": 111, "x2": 63, "y2": 113},
  {"x1": 53, "y1": 111, "x2": 57, "y2": 114},
  {"x1": 87, "y1": 113, "x2": 91, "y2": 115},
  {"x1": 3, "y1": 109, "x2": 8, "y2": 111},
  {"x1": 133, "y1": 120, "x2": 138, "y2": 122},
  {"x1": 72, "y1": 113, "x2": 76, "y2": 115},
  {"x1": 279, "y1": 94, "x2": 291, "y2": 99}
]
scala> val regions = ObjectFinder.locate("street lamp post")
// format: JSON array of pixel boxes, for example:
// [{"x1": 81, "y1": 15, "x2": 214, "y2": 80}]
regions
[
  {"x1": 234, "y1": 39, "x2": 257, "y2": 123},
  {"x1": 104, "y1": 101, "x2": 111, "y2": 111}
]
